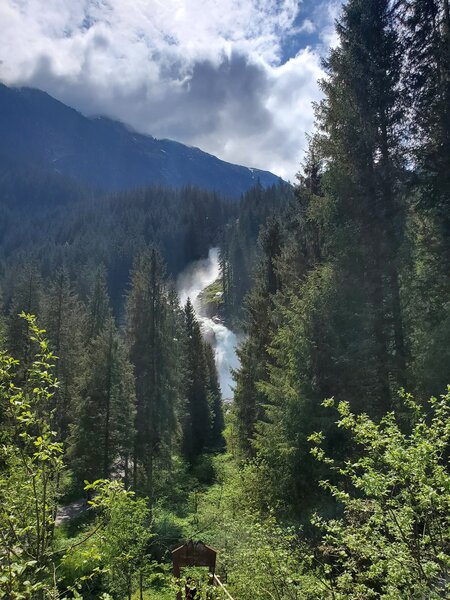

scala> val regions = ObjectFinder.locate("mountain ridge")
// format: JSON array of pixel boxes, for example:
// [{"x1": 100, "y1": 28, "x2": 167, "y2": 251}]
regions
[{"x1": 0, "y1": 83, "x2": 282, "y2": 198}]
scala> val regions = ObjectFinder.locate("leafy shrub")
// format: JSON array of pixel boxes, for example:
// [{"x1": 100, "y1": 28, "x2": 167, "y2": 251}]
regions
[{"x1": 310, "y1": 389, "x2": 450, "y2": 599}]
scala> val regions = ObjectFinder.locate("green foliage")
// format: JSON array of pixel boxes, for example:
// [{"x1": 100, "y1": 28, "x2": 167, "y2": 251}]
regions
[
  {"x1": 252, "y1": 265, "x2": 343, "y2": 519},
  {"x1": 68, "y1": 318, "x2": 136, "y2": 485},
  {"x1": 198, "y1": 279, "x2": 224, "y2": 308},
  {"x1": 0, "y1": 313, "x2": 64, "y2": 599},
  {"x1": 127, "y1": 248, "x2": 182, "y2": 497},
  {"x1": 0, "y1": 2, "x2": 449, "y2": 598},
  {"x1": 0, "y1": 288, "x2": 6, "y2": 349},
  {"x1": 0, "y1": 317, "x2": 155, "y2": 600},
  {"x1": 230, "y1": 0, "x2": 450, "y2": 527},
  {"x1": 172, "y1": 568, "x2": 227, "y2": 600},
  {"x1": 182, "y1": 298, "x2": 211, "y2": 463},
  {"x1": 58, "y1": 480, "x2": 158, "y2": 599},
  {"x1": 1, "y1": 185, "x2": 233, "y2": 313},
  {"x1": 57, "y1": 528, "x2": 105, "y2": 598},
  {"x1": 220, "y1": 182, "x2": 293, "y2": 325},
  {"x1": 87, "y1": 480, "x2": 154, "y2": 600},
  {"x1": 42, "y1": 267, "x2": 86, "y2": 440},
  {"x1": 233, "y1": 217, "x2": 283, "y2": 457},
  {"x1": 6, "y1": 264, "x2": 42, "y2": 376},
  {"x1": 310, "y1": 389, "x2": 450, "y2": 599},
  {"x1": 85, "y1": 266, "x2": 112, "y2": 342},
  {"x1": 220, "y1": 517, "x2": 317, "y2": 600},
  {"x1": 182, "y1": 300, "x2": 224, "y2": 463},
  {"x1": 204, "y1": 342, "x2": 225, "y2": 452},
  {"x1": 177, "y1": 454, "x2": 318, "y2": 600}
]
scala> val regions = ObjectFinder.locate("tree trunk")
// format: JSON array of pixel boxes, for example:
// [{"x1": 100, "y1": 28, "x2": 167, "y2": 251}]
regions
[
  {"x1": 103, "y1": 324, "x2": 113, "y2": 479},
  {"x1": 389, "y1": 264, "x2": 407, "y2": 388},
  {"x1": 371, "y1": 247, "x2": 392, "y2": 414}
]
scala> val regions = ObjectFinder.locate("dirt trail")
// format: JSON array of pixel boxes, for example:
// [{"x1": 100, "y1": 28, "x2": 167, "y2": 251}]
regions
[{"x1": 55, "y1": 499, "x2": 87, "y2": 525}]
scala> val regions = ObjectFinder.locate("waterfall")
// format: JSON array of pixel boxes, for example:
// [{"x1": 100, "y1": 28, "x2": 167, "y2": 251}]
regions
[{"x1": 177, "y1": 248, "x2": 240, "y2": 399}]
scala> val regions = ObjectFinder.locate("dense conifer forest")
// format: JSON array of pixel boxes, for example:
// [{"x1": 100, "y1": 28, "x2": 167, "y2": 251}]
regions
[{"x1": 1, "y1": 0, "x2": 450, "y2": 598}]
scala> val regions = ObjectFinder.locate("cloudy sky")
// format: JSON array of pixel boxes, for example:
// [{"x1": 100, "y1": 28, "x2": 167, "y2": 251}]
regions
[{"x1": 0, "y1": 0, "x2": 342, "y2": 180}]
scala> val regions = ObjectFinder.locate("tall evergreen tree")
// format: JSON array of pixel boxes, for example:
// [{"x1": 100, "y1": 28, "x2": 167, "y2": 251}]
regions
[
  {"x1": 86, "y1": 265, "x2": 111, "y2": 341},
  {"x1": 126, "y1": 249, "x2": 178, "y2": 497},
  {"x1": 245, "y1": 147, "x2": 342, "y2": 517},
  {"x1": 315, "y1": 0, "x2": 407, "y2": 411},
  {"x1": 181, "y1": 298, "x2": 211, "y2": 463},
  {"x1": 69, "y1": 318, "x2": 136, "y2": 486},
  {"x1": 204, "y1": 341, "x2": 225, "y2": 451},
  {"x1": 400, "y1": 0, "x2": 450, "y2": 220},
  {"x1": 42, "y1": 268, "x2": 86, "y2": 440},
  {"x1": 220, "y1": 182, "x2": 293, "y2": 324},
  {"x1": 398, "y1": 0, "x2": 450, "y2": 395},
  {"x1": 7, "y1": 261, "x2": 42, "y2": 378},
  {"x1": 233, "y1": 218, "x2": 283, "y2": 457},
  {"x1": 232, "y1": 0, "x2": 415, "y2": 518},
  {"x1": 0, "y1": 287, "x2": 6, "y2": 349}
]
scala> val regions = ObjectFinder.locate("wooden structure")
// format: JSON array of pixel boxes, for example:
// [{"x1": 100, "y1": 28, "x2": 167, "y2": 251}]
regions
[
  {"x1": 172, "y1": 541, "x2": 217, "y2": 599},
  {"x1": 172, "y1": 540, "x2": 217, "y2": 577}
]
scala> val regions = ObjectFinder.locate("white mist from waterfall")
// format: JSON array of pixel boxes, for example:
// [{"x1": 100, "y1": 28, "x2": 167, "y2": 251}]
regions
[{"x1": 177, "y1": 248, "x2": 240, "y2": 399}]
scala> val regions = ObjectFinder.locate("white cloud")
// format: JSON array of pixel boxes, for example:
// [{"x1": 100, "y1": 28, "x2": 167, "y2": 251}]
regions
[
  {"x1": 299, "y1": 19, "x2": 316, "y2": 34},
  {"x1": 0, "y1": 0, "x2": 340, "y2": 180}
]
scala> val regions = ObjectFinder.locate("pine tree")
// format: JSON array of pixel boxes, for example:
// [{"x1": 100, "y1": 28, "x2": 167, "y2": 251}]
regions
[
  {"x1": 69, "y1": 318, "x2": 136, "y2": 486},
  {"x1": 7, "y1": 261, "x2": 42, "y2": 378},
  {"x1": 246, "y1": 149, "x2": 341, "y2": 516},
  {"x1": 220, "y1": 183, "x2": 293, "y2": 324},
  {"x1": 42, "y1": 268, "x2": 86, "y2": 440},
  {"x1": 86, "y1": 265, "x2": 111, "y2": 341},
  {"x1": 126, "y1": 248, "x2": 178, "y2": 497},
  {"x1": 233, "y1": 218, "x2": 283, "y2": 456},
  {"x1": 315, "y1": 0, "x2": 407, "y2": 411},
  {"x1": 0, "y1": 287, "x2": 6, "y2": 349},
  {"x1": 398, "y1": 0, "x2": 450, "y2": 396},
  {"x1": 204, "y1": 341, "x2": 225, "y2": 451},
  {"x1": 232, "y1": 0, "x2": 413, "y2": 517},
  {"x1": 181, "y1": 298, "x2": 211, "y2": 463},
  {"x1": 399, "y1": 0, "x2": 450, "y2": 220}
]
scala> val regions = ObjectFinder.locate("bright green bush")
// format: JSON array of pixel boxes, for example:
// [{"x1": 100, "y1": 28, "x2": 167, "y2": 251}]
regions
[
  {"x1": 0, "y1": 314, "x2": 64, "y2": 598},
  {"x1": 310, "y1": 389, "x2": 450, "y2": 599}
]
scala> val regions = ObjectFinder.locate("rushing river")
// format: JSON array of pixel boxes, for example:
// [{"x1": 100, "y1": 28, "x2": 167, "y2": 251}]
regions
[{"x1": 177, "y1": 247, "x2": 240, "y2": 399}]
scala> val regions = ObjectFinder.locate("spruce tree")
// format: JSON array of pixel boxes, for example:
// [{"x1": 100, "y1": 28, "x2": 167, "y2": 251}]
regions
[
  {"x1": 204, "y1": 341, "x2": 225, "y2": 451},
  {"x1": 7, "y1": 261, "x2": 42, "y2": 380},
  {"x1": 42, "y1": 267, "x2": 86, "y2": 440},
  {"x1": 69, "y1": 318, "x2": 135, "y2": 486},
  {"x1": 233, "y1": 218, "x2": 283, "y2": 456},
  {"x1": 398, "y1": 0, "x2": 450, "y2": 395},
  {"x1": 126, "y1": 248, "x2": 178, "y2": 497},
  {"x1": 316, "y1": 0, "x2": 407, "y2": 411},
  {"x1": 247, "y1": 147, "x2": 341, "y2": 516},
  {"x1": 86, "y1": 265, "x2": 111, "y2": 341},
  {"x1": 181, "y1": 299, "x2": 211, "y2": 463},
  {"x1": 0, "y1": 287, "x2": 6, "y2": 349},
  {"x1": 400, "y1": 0, "x2": 450, "y2": 221},
  {"x1": 232, "y1": 0, "x2": 413, "y2": 516}
]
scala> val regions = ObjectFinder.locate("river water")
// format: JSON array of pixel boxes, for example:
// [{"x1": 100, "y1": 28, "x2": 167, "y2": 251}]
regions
[{"x1": 177, "y1": 247, "x2": 240, "y2": 399}]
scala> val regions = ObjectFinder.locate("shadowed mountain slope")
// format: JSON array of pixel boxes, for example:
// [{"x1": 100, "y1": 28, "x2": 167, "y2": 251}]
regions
[{"x1": 0, "y1": 84, "x2": 281, "y2": 198}]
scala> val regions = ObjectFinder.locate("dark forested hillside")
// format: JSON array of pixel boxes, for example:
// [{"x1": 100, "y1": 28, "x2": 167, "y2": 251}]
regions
[
  {"x1": 0, "y1": 183, "x2": 235, "y2": 313},
  {"x1": 220, "y1": 181, "x2": 294, "y2": 325},
  {"x1": 0, "y1": 84, "x2": 281, "y2": 198}
]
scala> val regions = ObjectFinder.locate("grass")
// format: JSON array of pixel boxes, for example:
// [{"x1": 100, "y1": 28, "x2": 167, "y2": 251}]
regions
[{"x1": 198, "y1": 279, "x2": 224, "y2": 306}]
